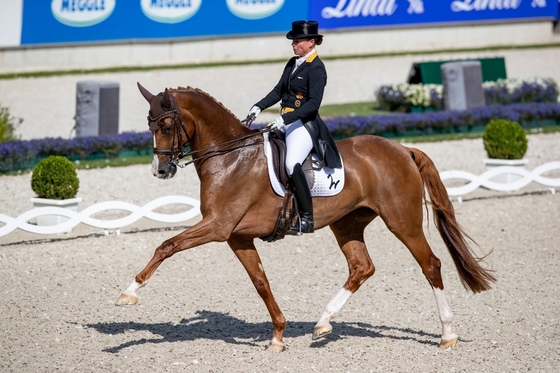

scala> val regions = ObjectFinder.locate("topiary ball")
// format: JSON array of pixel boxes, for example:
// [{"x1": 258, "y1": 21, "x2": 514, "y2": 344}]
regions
[
  {"x1": 483, "y1": 119, "x2": 528, "y2": 160},
  {"x1": 31, "y1": 156, "x2": 79, "y2": 200}
]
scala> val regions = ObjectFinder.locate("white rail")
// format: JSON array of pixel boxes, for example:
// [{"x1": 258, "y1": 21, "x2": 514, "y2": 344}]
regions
[
  {"x1": 0, "y1": 196, "x2": 200, "y2": 237},
  {"x1": 441, "y1": 161, "x2": 560, "y2": 202},
  {"x1": 1, "y1": 162, "x2": 559, "y2": 237}
]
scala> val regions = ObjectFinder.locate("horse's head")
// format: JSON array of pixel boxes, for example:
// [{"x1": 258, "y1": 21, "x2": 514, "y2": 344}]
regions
[{"x1": 138, "y1": 82, "x2": 189, "y2": 179}]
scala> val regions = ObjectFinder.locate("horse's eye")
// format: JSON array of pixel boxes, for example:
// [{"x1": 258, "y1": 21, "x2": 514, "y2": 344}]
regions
[{"x1": 161, "y1": 124, "x2": 173, "y2": 135}]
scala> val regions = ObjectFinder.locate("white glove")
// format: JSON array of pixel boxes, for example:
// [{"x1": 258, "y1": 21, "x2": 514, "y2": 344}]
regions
[
  {"x1": 248, "y1": 106, "x2": 261, "y2": 118},
  {"x1": 269, "y1": 116, "x2": 285, "y2": 130}
]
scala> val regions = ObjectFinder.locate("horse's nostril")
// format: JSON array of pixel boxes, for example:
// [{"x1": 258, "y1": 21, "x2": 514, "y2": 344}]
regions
[{"x1": 158, "y1": 169, "x2": 166, "y2": 175}]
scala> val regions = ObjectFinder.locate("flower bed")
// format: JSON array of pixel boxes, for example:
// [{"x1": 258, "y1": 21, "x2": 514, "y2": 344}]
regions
[
  {"x1": 324, "y1": 102, "x2": 560, "y2": 139},
  {"x1": 0, "y1": 131, "x2": 152, "y2": 172},
  {"x1": 376, "y1": 78, "x2": 559, "y2": 112},
  {"x1": 1, "y1": 103, "x2": 559, "y2": 173}
]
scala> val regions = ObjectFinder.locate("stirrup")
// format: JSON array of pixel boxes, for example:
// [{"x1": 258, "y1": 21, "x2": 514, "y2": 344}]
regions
[{"x1": 288, "y1": 214, "x2": 314, "y2": 235}]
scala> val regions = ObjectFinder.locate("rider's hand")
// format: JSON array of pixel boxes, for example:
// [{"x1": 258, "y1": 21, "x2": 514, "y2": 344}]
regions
[
  {"x1": 248, "y1": 106, "x2": 261, "y2": 119},
  {"x1": 269, "y1": 116, "x2": 285, "y2": 131}
]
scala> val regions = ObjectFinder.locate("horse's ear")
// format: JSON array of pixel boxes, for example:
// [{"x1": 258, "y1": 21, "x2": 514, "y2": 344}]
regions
[
  {"x1": 137, "y1": 82, "x2": 154, "y2": 102},
  {"x1": 162, "y1": 88, "x2": 173, "y2": 110}
]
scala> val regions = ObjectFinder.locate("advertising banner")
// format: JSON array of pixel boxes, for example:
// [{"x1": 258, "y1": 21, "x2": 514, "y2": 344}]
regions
[
  {"x1": 14, "y1": 0, "x2": 560, "y2": 47},
  {"x1": 309, "y1": 0, "x2": 559, "y2": 30},
  {"x1": 21, "y1": 0, "x2": 307, "y2": 46}
]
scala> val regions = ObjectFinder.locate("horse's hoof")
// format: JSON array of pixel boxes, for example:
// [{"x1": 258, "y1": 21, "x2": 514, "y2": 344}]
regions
[
  {"x1": 115, "y1": 293, "x2": 138, "y2": 306},
  {"x1": 439, "y1": 337, "x2": 458, "y2": 349},
  {"x1": 312, "y1": 325, "x2": 332, "y2": 340},
  {"x1": 266, "y1": 340, "x2": 285, "y2": 352}
]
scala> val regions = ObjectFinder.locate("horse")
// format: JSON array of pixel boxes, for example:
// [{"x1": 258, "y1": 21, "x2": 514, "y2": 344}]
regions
[{"x1": 115, "y1": 83, "x2": 496, "y2": 352}]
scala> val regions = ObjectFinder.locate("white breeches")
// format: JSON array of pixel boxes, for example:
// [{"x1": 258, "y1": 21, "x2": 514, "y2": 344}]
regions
[{"x1": 282, "y1": 119, "x2": 314, "y2": 175}]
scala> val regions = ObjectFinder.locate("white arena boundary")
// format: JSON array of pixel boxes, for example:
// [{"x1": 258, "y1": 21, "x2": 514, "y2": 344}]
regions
[
  {"x1": 441, "y1": 161, "x2": 560, "y2": 203},
  {"x1": 0, "y1": 195, "x2": 200, "y2": 237},
  {"x1": 1, "y1": 162, "x2": 559, "y2": 237}
]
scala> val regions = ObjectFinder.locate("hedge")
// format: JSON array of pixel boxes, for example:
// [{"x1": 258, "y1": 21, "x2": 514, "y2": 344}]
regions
[
  {"x1": 0, "y1": 131, "x2": 152, "y2": 172},
  {"x1": 323, "y1": 102, "x2": 560, "y2": 139},
  {"x1": 1, "y1": 103, "x2": 559, "y2": 173}
]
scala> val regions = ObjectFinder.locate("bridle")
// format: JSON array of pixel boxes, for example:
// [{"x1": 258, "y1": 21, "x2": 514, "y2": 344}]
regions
[
  {"x1": 148, "y1": 106, "x2": 190, "y2": 164},
  {"x1": 148, "y1": 101, "x2": 272, "y2": 169}
]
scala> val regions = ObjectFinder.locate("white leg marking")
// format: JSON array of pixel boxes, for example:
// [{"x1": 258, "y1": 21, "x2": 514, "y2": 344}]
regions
[
  {"x1": 315, "y1": 288, "x2": 353, "y2": 328},
  {"x1": 123, "y1": 281, "x2": 146, "y2": 297},
  {"x1": 433, "y1": 288, "x2": 458, "y2": 342}
]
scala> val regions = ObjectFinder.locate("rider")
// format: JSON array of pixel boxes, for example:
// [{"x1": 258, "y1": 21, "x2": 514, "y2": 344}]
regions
[{"x1": 246, "y1": 20, "x2": 342, "y2": 234}]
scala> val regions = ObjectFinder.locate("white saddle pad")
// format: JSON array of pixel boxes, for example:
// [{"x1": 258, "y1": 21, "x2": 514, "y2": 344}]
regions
[{"x1": 263, "y1": 132, "x2": 345, "y2": 197}]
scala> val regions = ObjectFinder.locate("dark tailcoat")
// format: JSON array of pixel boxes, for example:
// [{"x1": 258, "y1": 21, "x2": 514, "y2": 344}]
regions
[{"x1": 254, "y1": 52, "x2": 342, "y2": 169}]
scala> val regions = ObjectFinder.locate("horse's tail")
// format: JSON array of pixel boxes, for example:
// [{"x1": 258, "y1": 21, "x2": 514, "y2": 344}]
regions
[{"x1": 409, "y1": 147, "x2": 497, "y2": 293}]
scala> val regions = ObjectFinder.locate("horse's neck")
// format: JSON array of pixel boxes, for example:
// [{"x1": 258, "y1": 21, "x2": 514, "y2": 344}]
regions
[
  {"x1": 178, "y1": 89, "x2": 251, "y2": 150},
  {"x1": 191, "y1": 116, "x2": 252, "y2": 151}
]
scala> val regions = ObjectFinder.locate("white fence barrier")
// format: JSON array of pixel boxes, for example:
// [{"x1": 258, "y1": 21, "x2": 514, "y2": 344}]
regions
[
  {"x1": 1, "y1": 162, "x2": 559, "y2": 237},
  {"x1": 0, "y1": 196, "x2": 200, "y2": 237},
  {"x1": 441, "y1": 161, "x2": 560, "y2": 202}
]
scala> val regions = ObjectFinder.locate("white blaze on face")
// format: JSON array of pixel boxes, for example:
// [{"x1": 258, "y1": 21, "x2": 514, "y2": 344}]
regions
[{"x1": 151, "y1": 135, "x2": 159, "y2": 177}]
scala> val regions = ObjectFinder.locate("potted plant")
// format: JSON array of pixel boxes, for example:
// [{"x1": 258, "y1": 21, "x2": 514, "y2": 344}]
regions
[
  {"x1": 482, "y1": 119, "x2": 528, "y2": 183},
  {"x1": 30, "y1": 156, "x2": 82, "y2": 226}
]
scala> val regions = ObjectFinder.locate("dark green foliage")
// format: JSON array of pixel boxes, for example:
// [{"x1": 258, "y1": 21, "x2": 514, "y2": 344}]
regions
[
  {"x1": 483, "y1": 119, "x2": 528, "y2": 159},
  {"x1": 31, "y1": 156, "x2": 79, "y2": 199},
  {"x1": 0, "y1": 106, "x2": 21, "y2": 142}
]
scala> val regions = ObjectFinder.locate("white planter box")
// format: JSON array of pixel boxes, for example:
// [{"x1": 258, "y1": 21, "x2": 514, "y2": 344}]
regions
[
  {"x1": 30, "y1": 197, "x2": 83, "y2": 226},
  {"x1": 483, "y1": 158, "x2": 529, "y2": 183}
]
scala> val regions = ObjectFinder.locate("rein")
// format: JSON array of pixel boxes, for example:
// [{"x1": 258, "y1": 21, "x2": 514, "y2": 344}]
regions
[
  {"x1": 149, "y1": 106, "x2": 273, "y2": 169},
  {"x1": 176, "y1": 127, "x2": 272, "y2": 168}
]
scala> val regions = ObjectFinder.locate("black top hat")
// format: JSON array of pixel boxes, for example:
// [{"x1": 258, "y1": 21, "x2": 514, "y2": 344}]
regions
[{"x1": 286, "y1": 20, "x2": 323, "y2": 40}]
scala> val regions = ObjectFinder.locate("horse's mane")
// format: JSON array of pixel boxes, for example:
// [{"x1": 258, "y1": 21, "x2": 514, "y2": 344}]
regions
[{"x1": 172, "y1": 86, "x2": 240, "y2": 121}]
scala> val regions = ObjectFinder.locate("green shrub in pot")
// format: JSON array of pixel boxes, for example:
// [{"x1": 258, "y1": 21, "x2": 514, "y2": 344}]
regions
[
  {"x1": 482, "y1": 119, "x2": 528, "y2": 160},
  {"x1": 31, "y1": 156, "x2": 79, "y2": 200}
]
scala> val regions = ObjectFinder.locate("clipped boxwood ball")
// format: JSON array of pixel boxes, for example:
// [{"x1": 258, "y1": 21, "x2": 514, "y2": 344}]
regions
[
  {"x1": 31, "y1": 156, "x2": 79, "y2": 200},
  {"x1": 483, "y1": 119, "x2": 528, "y2": 160}
]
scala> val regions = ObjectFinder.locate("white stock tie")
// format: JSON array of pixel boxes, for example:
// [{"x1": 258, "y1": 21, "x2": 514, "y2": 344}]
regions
[{"x1": 293, "y1": 58, "x2": 304, "y2": 74}]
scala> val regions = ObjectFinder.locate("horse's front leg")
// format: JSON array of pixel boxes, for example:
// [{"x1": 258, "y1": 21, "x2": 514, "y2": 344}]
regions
[
  {"x1": 228, "y1": 236, "x2": 286, "y2": 352},
  {"x1": 115, "y1": 217, "x2": 229, "y2": 306}
]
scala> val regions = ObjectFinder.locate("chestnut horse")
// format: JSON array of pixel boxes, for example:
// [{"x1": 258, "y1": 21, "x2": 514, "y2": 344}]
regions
[{"x1": 116, "y1": 83, "x2": 496, "y2": 352}]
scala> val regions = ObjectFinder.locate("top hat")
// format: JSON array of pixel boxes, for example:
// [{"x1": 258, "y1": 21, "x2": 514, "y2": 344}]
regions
[{"x1": 286, "y1": 20, "x2": 323, "y2": 40}]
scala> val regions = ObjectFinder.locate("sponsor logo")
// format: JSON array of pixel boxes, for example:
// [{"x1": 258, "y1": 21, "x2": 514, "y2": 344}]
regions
[
  {"x1": 321, "y1": 0, "x2": 398, "y2": 19},
  {"x1": 141, "y1": 0, "x2": 202, "y2": 24},
  {"x1": 226, "y1": 0, "x2": 284, "y2": 20},
  {"x1": 450, "y1": 0, "x2": 522, "y2": 12},
  {"x1": 51, "y1": 0, "x2": 115, "y2": 27},
  {"x1": 407, "y1": 0, "x2": 424, "y2": 14}
]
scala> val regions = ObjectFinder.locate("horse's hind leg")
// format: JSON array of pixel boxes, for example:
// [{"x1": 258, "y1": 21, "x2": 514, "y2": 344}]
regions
[
  {"x1": 386, "y1": 214, "x2": 458, "y2": 348},
  {"x1": 228, "y1": 236, "x2": 286, "y2": 352},
  {"x1": 313, "y1": 210, "x2": 376, "y2": 340}
]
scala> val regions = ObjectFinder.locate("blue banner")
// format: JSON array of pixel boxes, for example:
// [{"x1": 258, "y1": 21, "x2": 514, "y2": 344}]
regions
[
  {"x1": 19, "y1": 0, "x2": 559, "y2": 46},
  {"x1": 21, "y1": 0, "x2": 307, "y2": 45},
  {"x1": 310, "y1": 0, "x2": 559, "y2": 30}
]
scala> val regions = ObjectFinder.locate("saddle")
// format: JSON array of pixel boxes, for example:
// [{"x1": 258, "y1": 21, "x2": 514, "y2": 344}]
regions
[
  {"x1": 260, "y1": 130, "x2": 316, "y2": 243},
  {"x1": 266, "y1": 130, "x2": 315, "y2": 190}
]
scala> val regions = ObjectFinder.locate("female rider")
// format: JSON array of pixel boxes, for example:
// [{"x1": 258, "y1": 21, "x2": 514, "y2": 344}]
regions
[{"x1": 247, "y1": 20, "x2": 342, "y2": 234}]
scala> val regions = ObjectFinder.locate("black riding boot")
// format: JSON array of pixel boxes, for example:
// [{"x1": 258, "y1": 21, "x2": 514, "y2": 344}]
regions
[{"x1": 288, "y1": 163, "x2": 314, "y2": 234}]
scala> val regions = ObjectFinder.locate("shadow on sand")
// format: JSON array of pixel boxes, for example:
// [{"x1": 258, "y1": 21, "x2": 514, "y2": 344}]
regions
[{"x1": 84, "y1": 309, "x2": 442, "y2": 353}]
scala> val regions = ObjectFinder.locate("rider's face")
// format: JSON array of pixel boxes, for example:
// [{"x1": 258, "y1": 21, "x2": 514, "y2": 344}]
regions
[{"x1": 291, "y1": 38, "x2": 314, "y2": 57}]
